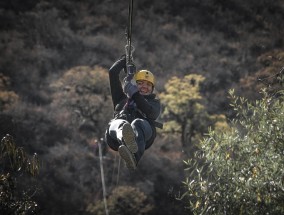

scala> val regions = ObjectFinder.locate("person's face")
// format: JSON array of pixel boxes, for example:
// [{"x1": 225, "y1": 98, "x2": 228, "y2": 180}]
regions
[{"x1": 136, "y1": 80, "x2": 153, "y2": 95}]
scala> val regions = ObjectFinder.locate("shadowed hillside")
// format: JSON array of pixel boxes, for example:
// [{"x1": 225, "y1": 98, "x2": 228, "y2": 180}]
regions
[{"x1": 0, "y1": 0, "x2": 283, "y2": 214}]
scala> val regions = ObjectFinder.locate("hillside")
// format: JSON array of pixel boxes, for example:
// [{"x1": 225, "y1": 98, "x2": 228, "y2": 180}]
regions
[{"x1": 0, "y1": 0, "x2": 283, "y2": 214}]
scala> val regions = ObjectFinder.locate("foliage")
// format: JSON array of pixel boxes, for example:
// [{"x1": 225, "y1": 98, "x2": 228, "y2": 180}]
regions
[
  {"x1": 1, "y1": 135, "x2": 39, "y2": 176},
  {"x1": 161, "y1": 74, "x2": 205, "y2": 116},
  {"x1": 50, "y1": 65, "x2": 113, "y2": 138},
  {"x1": 87, "y1": 185, "x2": 154, "y2": 215},
  {"x1": 0, "y1": 0, "x2": 283, "y2": 214},
  {"x1": 160, "y1": 74, "x2": 229, "y2": 148},
  {"x1": 239, "y1": 50, "x2": 284, "y2": 100},
  {"x1": 9, "y1": 105, "x2": 106, "y2": 215},
  {"x1": 0, "y1": 134, "x2": 40, "y2": 214},
  {"x1": 181, "y1": 88, "x2": 284, "y2": 215}
]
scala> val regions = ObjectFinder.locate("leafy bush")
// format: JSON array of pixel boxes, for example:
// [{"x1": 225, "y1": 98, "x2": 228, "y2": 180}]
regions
[
  {"x1": 181, "y1": 88, "x2": 284, "y2": 214},
  {"x1": 87, "y1": 185, "x2": 154, "y2": 215},
  {"x1": 0, "y1": 134, "x2": 40, "y2": 214}
]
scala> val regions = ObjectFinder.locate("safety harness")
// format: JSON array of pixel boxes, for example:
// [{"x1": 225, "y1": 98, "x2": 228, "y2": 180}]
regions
[{"x1": 114, "y1": 97, "x2": 163, "y2": 129}]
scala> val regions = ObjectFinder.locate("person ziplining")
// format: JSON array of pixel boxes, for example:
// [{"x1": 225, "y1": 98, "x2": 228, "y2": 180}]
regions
[{"x1": 104, "y1": 0, "x2": 162, "y2": 170}]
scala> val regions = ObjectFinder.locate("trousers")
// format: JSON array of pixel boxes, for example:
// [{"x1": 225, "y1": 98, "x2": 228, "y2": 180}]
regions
[{"x1": 108, "y1": 118, "x2": 153, "y2": 162}]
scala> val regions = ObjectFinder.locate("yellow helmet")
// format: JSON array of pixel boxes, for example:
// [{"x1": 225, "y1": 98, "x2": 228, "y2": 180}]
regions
[{"x1": 134, "y1": 70, "x2": 155, "y2": 86}]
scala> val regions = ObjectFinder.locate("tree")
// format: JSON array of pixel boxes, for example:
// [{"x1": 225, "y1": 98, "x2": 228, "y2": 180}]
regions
[
  {"x1": 50, "y1": 65, "x2": 113, "y2": 139},
  {"x1": 159, "y1": 74, "x2": 229, "y2": 150},
  {"x1": 181, "y1": 87, "x2": 284, "y2": 214},
  {"x1": 0, "y1": 134, "x2": 40, "y2": 214}
]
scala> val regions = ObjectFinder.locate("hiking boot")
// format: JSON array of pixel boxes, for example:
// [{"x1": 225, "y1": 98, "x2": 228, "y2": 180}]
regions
[
  {"x1": 118, "y1": 145, "x2": 137, "y2": 170},
  {"x1": 122, "y1": 123, "x2": 138, "y2": 153}
]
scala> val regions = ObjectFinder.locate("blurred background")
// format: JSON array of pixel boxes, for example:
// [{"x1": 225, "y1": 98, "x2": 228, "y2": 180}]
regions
[{"x1": 0, "y1": 0, "x2": 283, "y2": 214}]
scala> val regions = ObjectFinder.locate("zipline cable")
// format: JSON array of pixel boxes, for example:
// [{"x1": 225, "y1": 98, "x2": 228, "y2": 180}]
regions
[
  {"x1": 115, "y1": 0, "x2": 134, "y2": 185},
  {"x1": 111, "y1": 154, "x2": 117, "y2": 186},
  {"x1": 116, "y1": 156, "x2": 121, "y2": 186},
  {"x1": 111, "y1": 154, "x2": 121, "y2": 186},
  {"x1": 125, "y1": 0, "x2": 134, "y2": 64},
  {"x1": 98, "y1": 4, "x2": 136, "y2": 211}
]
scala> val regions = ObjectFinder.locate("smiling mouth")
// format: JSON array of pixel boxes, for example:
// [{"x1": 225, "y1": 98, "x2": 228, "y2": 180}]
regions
[{"x1": 140, "y1": 89, "x2": 148, "y2": 94}]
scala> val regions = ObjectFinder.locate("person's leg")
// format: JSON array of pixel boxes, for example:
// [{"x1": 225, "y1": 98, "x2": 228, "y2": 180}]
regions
[
  {"x1": 108, "y1": 119, "x2": 137, "y2": 151},
  {"x1": 108, "y1": 119, "x2": 137, "y2": 169},
  {"x1": 131, "y1": 119, "x2": 153, "y2": 163},
  {"x1": 108, "y1": 119, "x2": 127, "y2": 142}
]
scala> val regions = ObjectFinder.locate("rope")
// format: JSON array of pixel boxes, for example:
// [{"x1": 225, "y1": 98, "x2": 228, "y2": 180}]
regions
[
  {"x1": 111, "y1": 154, "x2": 121, "y2": 186},
  {"x1": 111, "y1": 154, "x2": 117, "y2": 186},
  {"x1": 98, "y1": 140, "x2": 109, "y2": 215},
  {"x1": 116, "y1": 156, "x2": 121, "y2": 186}
]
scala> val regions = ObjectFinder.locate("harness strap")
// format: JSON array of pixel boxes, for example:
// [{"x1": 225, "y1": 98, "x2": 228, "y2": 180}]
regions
[
  {"x1": 153, "y1": 121, "x2": 163, "y2": 129},
  {"x1": 122, "y1": 99, "x2": 163, "y2": 129}
]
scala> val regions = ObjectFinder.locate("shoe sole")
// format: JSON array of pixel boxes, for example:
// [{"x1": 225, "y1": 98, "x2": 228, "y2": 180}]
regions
[
  {"x1": 122, "y1": 123, "x2": 138, "y2": 153},
  {"x1": 118, "y1": 145, "x2": 137, "y2": 170}
]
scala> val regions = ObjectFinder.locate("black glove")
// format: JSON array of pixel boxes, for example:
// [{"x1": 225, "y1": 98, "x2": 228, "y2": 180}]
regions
[
  {"x1": 123, "y1": 61, "x2": 138, "y2": 97},
  {"x1": 109, "y1": 55, "x2": 126, "y2": 73}
]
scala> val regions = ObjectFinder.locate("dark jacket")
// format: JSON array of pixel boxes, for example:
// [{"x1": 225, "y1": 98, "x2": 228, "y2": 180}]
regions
[{"x1": 106, "y1": 57, "x2": 161, "y2": 150}]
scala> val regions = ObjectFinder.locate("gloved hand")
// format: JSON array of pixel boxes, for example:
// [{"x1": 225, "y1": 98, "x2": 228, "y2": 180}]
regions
[
  {"x1": 123, "y1": 78, "x2": 138, "y2": 98},
  {"x1": 109, "y1": 55, "x2": 126, "y2": 73}
]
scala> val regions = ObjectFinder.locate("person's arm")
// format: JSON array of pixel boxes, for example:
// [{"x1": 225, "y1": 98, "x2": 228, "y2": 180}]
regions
[
  {"x1": 132, "y1": 93, "x2": 161, "y2": 120},
  {"x1": 109, "y1": 56, "x2": 127, "y2": 108}
]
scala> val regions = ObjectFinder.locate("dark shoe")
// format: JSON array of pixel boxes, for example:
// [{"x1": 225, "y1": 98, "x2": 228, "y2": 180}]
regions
[
  {"x1": 122, "y1": 123, "x2": 138, "y2": 153},
  {"x1": 118, "y1": 145, "x2": 137, "y2": 170}
]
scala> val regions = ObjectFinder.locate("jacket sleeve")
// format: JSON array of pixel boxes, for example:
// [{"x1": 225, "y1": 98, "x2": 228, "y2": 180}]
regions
[
  {"x1": 109, "y1": 57, "x2": 127, "y2": 109},
  {"x1": 132, "y1": 92, "x2": 161, "y2": 120}
]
